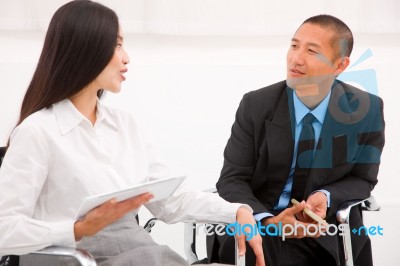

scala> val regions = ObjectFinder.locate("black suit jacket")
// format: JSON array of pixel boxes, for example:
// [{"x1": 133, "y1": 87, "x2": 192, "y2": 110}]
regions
[{"x1": 216, "y1": 80, "x2": 385, "y2": 264}]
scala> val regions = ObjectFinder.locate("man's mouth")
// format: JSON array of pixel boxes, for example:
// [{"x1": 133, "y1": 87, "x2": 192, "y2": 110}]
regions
[{"x1": 289, "y1": 68, "x2": 306, "y2": 76}]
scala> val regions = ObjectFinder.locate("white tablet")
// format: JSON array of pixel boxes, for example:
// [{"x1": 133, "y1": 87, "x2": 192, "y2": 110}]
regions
[{"x1": 74, "y1": 175, "x2": 186, "y2": 219}]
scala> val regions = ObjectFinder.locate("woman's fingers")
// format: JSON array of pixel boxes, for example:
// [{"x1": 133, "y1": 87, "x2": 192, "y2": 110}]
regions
[{"x1": 74, "y1": 193, "x2": 153, "y2": 240}]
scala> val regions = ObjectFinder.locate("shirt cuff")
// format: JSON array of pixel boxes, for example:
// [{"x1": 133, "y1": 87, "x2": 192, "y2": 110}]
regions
[
  {"x1": 217, "y1": 203, "x2": 254, "y2": 224},
  {"x1": 48, "y1": 220, "x2": 77, "y2": 248},
  {"x1": 314, "y1": 189, "x2": 331, "y2": 207},
  {"x1": 254, "y1": 212, "x2": 274, "y2": 222}
]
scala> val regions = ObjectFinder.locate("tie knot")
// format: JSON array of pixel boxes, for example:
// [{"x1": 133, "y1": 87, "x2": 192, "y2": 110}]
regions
[{"x1": 302, "y1": 113, "x2": 316, "y2": 125}]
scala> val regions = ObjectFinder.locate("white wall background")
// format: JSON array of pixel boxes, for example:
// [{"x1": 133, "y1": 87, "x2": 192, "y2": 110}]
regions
[
  {"x1": 0, "y1": 0, "x2": 399, "y2": 265},
  {"x1": 1, "y1": 0, "x2": 400, "y2": 34}
]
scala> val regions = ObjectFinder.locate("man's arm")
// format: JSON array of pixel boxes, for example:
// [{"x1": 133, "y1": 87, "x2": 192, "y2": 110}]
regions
[
  {"x1": 217, "y1": 93, "x2": 269, "y2": 214},
  {"x1": 315, "y1": 97, "x2": 385, "y2": 218}
]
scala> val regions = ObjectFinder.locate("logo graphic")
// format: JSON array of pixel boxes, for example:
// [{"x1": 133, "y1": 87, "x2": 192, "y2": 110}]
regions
[
  {"x1": 195, "y1": 222, "x2": 384, "y2": 241},
  {"x1": 352, "y1": 225, "x2": 383, "y2": 236},
  {"x1": 291, "y1": 46, "x2": 384, "y2": 168},
  {"x1": 330, "y1": 48, "x2": 378, "y2": 124}
]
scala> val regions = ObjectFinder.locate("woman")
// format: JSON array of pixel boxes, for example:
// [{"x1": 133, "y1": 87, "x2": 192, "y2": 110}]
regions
[{"x1": 0, "y1": 1, "x2": 264, "y2": 265}]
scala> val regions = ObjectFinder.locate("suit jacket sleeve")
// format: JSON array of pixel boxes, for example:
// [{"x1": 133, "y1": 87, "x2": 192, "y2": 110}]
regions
[
  {"x1": 323, "y1": 97, "x2": 385, "y2": 218},
  {"x1": 217, "y1": 93, "x2": 269, "y2": 214}
]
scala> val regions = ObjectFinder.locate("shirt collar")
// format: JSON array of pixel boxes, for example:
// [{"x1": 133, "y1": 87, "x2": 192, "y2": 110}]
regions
[
  {"x1": 293, "y1": 90, "x2": 331, "y2": 125},
  {"x1": 96, "y1": 99, "x2": 119, "y2": 131},
  {"x1": 52, "y1": 98, "x2": 118, "y2": 135}
]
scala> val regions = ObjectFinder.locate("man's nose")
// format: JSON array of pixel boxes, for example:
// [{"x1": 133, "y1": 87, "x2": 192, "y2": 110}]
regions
[{"x1": 290, "y1": 50, "x2": 305, "y2": 66}]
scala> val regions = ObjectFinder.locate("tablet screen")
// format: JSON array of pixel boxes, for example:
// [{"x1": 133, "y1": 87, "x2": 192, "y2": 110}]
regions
[{"x1": 74, "y1": 175, "x2": 186, "y2": 219}]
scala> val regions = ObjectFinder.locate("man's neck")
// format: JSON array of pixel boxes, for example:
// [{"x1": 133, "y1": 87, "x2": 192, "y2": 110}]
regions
[{"x1": 295, "y1": 81, "x2": 333, "y2": 109}]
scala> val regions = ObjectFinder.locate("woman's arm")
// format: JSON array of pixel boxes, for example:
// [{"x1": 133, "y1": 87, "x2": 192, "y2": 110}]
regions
[{"x1": 0, "y1": 124, "x2": 75, "y2": 255}]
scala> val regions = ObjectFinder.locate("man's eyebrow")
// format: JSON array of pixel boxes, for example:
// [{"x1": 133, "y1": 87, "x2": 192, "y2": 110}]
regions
[{"x1": 291, "y1": 38, "x2": 321, "y2": 48}]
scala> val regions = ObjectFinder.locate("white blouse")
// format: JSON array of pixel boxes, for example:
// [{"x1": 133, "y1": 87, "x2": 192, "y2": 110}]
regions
[{"x1": 0, "y1": 99, "x2": 245, "y2": 256}]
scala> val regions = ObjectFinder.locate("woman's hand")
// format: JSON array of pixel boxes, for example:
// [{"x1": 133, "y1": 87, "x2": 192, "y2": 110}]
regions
[
  {"x1": 236, "y1": 206, "x2": 266, "y2": 266},
  {"x1": 74, "y1": 193, "x2": 153, "y2": 241}
]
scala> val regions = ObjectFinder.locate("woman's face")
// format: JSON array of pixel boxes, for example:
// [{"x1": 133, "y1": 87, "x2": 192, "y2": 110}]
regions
[{"x1": 93, "y1": 28, "x2": 130, "y2": 93}]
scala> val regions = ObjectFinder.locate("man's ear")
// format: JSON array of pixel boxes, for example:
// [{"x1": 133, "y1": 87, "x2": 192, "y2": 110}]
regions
[{"x1": 334, "y1": 57, "x2": 350, "y2": 76}]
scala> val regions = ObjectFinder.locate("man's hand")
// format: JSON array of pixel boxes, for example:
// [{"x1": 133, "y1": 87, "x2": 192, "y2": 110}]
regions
[
  {"x1": 236, "y1": 206, "x2": 266, "y2": 266},
  {"x1": 74, "y1": 193, "x2": 153, "y2": 241},
  {"x1": 300, "y1": 192, "x2": 328, "y2": 223},
  {"x1": 263, "y1": 201, "x2": 322, "y2": 238}
]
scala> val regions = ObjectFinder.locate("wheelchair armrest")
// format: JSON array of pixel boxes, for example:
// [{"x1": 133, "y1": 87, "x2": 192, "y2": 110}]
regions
[
  {"x1": 184, "y1": 222, "x2": 245, "y2": 266},
  {"x1": 31, "y1": 246, "x2": 97, "y2": 266},
  {"x1": 184, "y1": 187, "x2": 244, "y2": 265},
  {"x1": 203, "y1": 188, "x2": 217, "y2": 193},
  {"x1": 335, "y1": 195, "x2": 380, "y2": 266},
  {"x1": 143, "y1": 217, "x2": 158, "y2": 233},
  {"x1": 336, "y1": 196, "x2": 380, "y2": 224},
  {"x1": 180, "y1": 188, "x2": 244, "y2": 265}
]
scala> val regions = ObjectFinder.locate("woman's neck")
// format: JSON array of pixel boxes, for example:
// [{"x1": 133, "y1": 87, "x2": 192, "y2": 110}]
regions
[{"x1": 69, "y1": 86, "x2": 99, "y2": 125}]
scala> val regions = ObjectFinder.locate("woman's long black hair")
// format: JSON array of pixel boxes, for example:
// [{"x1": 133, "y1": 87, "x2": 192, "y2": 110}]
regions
[{"x1": 18, "y1": 0, "x2": 119, "y2": 126}]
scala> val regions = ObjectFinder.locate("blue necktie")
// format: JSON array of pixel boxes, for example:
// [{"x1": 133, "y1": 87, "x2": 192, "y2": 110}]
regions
[{"x1": 291, "y1": 113, "x2": 316, "y2": 201}]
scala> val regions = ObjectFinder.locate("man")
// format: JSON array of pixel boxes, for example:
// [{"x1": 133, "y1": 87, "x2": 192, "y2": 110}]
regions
[{"x1": 213, "y1": 15, "x2": 385, "y2": 266}]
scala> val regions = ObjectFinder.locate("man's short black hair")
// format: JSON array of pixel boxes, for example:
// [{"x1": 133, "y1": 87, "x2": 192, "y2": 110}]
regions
[{"x1": 303, "y1": 14, "x2": 354, "y2": 58}]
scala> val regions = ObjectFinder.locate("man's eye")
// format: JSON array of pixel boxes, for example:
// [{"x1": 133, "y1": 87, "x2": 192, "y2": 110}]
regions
[{"x1": 308, "y1": 49, "x2": 317, "y2": 54}]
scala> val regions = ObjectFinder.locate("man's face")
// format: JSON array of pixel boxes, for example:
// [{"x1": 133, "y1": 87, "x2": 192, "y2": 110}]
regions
[{"x1": 286, "y1": 23, "x2": 341, "y2": 97}]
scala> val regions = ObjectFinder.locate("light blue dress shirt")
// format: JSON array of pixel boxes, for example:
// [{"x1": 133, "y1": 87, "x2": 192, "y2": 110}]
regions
[{"x1": 254, "y1": 90, "x2": 332, "y2": 222}]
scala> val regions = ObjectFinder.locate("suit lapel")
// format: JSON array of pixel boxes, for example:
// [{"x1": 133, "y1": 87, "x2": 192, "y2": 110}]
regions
[{"x1": 263, "y1": 88, "x2": 295, "y2": 201}]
